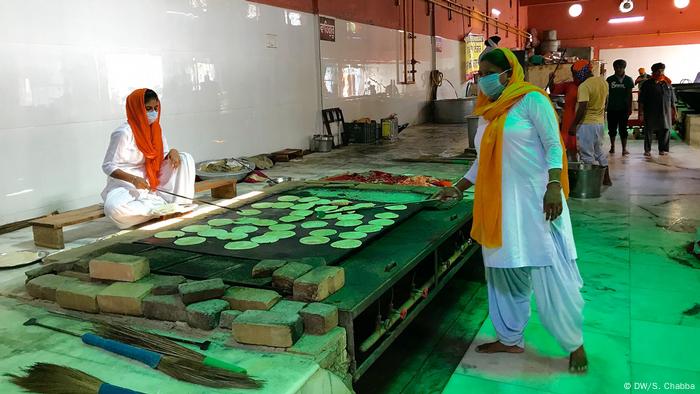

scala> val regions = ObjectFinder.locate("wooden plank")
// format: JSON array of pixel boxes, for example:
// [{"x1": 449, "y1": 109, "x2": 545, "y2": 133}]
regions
[
  {"x1": 268, "y1": 149, "x2": 303, "y2": 162},
  {"x1": 30, "y1": 205, "x2": 105, "y2": 229},
  {"x1": 33, "y1": 225, "x2": 65, "y2": 249},
  {"x1": 211, "y1": 183, "x2": 237, "y2": 199},
  {"x1": 194, "y1": 178, "x2": 237, "y2": 193}
]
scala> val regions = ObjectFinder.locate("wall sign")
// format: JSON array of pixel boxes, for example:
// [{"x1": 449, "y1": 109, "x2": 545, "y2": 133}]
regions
[{"x1": 320, "y1": 17, "x2": 335, "y2": 42}]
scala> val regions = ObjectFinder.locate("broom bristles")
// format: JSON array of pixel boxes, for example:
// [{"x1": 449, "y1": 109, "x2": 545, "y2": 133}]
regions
[
  {"x1": 6, "y1": 363, "x2": 106, "y2": 394},
  {"x1": 94, "y1": 323, "x2": 262, "y2": 389},
  {"x1": 95, "y1": 323, "x2": 203, "y2": 361},
  {"x1": 158, "y1": 356, "x2": 262, "y2": 389}
]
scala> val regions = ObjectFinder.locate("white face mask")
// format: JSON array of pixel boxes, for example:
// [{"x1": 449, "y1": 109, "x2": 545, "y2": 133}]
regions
[{"x1": 146, "y1": 110, "x2": 158, "y2": 124}]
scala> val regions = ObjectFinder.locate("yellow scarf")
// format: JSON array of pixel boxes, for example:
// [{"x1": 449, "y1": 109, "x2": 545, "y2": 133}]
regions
[{"x1": 471, "y1": 48, "x2": 569, "y2": 249}]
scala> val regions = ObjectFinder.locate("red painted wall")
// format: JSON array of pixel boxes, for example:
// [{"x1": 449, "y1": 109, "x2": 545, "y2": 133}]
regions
[
  {"x1": 527, "y1": 0, "x2": 700, "y2": 54},
  {"x1": 251, "y1": 0, "x2": 528, "y2": 47},
  {"x1": 250, "y1": 0, "x2": 314, "y2": 13}
]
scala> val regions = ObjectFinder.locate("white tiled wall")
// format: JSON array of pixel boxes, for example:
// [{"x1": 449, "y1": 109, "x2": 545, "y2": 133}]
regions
[
  {"x1": 600, "y1": 45, "x2": 700, "y2": 84},
  {"x1": 0, "y1": 0, "x2": 321, "y2": 225},
  {"x1": 320, "y1": 21, "x2": 472, "y2": 125},
  {"x1": 320, "y1": 19, "x2": 432, "y2": 125}
]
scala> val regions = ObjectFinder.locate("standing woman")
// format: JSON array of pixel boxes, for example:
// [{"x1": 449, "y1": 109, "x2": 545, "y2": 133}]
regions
[
  {"x1": 101, "y1": 89, "x2": 195, "y2": 229},
  {"x1": 438, "y1": 48, "x2": 587, "y2": 372}
]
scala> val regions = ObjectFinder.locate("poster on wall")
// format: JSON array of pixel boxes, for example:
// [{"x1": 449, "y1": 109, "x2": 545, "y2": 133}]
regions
[
  {"x1": 320, "y1": 17, "x2": 335, "y2": 42},
  {"x1": 464, "y1": 33, "x2": 484, "y2": 81}
]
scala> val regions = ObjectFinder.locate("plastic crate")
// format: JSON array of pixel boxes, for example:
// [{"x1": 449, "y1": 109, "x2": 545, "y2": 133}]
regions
[{"x1": 343, "y1": 121, "x2": 380, "y2": 144}]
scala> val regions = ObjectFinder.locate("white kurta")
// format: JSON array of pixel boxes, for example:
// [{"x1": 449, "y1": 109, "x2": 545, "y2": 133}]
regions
[
  {"x1": 101, "y1": 122, "x2": 195, "y2": 229},
  {"x1": 465, "y1": 92, "x2": 578, "y2": 268}
]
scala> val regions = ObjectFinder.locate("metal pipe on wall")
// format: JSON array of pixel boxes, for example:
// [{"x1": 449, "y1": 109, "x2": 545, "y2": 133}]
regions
[
  {"x1": 428, "y1": 0, "x2": 530, "y2": 39},
  {"x1": 410, "y1": 0, "x2": 417, "y2": 83},
  {"x1": 398, "y1": 0, "x2": 417, "y2": 84}
]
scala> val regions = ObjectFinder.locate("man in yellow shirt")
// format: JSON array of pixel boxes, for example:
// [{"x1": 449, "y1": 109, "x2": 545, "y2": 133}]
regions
[{"x1": 569, "y1": 60, "x2": 612, "y2": 185}]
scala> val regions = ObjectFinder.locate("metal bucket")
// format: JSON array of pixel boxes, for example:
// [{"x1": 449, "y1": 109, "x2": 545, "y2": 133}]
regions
[
  {"x1": 312, "y1": 134, "x2": 333, "y2": 152},
  {"x1": 433, "y1": 97, "x2": 477, "y2": 123},
  {"x1": 568, "y1": 162, "x2": 603, "y2": 199}
]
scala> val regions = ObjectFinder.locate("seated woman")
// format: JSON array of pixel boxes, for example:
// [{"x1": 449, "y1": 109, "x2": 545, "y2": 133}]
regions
[{"x1": 101, "y1": 88, "x2": 195, "y2": 229}]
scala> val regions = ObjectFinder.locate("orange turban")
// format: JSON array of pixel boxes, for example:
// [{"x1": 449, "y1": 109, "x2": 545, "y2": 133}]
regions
[{"x1": 126, "y1": 89, "x2": 163, "y2": 191}]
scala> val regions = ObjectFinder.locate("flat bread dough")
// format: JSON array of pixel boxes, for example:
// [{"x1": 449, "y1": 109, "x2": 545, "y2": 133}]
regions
[
  {"x1": 339, "y1": 231, "x2": 367, "y2": 240},
  {"x1": 181, "y1": 225, "x2": 211, "y2": 233},
  {"x1": 269, "y1": 224, "x2": 296, "y2": 231},
  {"x1": 207, "y1": 218, "x2": 234, "y2": 227},
  {"x1": 174, "y1": 236, "x2": 206, "y2": 246},
  {"x1": 224, "y1": 241, "x2": 259, "y2": 250},
  {"x1": 154, "y1": 230, "x2": 185, "y2": 239},
  {"x1": 301, "y1": 221, "x2": 328, "y2": 229},
  {"x1": 337, "y1": 220, "x2": 363, "y2": 227},
  {"x1": 355, "y1": 225, "x2": 382, "y2": 233},
  {"x1": 300, "y1": 236, "x2": 331, "y2": 245},
  {"x1": 331, "y1": 239, "x2": 362, "y2": 249},
  {"x1": 370, "y1": 219, "x2": 395, "y2": 227},
  {"x1": 310, "y1": 229, "x2": 337, "y2": 237}
]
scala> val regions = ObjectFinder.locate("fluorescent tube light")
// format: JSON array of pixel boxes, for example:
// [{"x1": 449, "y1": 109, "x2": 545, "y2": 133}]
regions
[{"x1": 608, "y1": 16, "x2": 644, "y2": 24}]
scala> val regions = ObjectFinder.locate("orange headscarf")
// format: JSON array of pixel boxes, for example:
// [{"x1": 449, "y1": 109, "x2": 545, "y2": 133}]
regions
[
  {"x1": 126, "y1": 89, "x2": 163, "y2": 191},
  {"x1": 471, "y1": 48, "x2": 569, "y2": 249},
  {"x1": 652, "y1": 73, "x2": 672, "y2": 84}
]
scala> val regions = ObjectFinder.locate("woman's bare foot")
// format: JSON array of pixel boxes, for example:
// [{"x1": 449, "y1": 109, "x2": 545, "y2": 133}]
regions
[
  {"x1": 476, "y1": 341, "x2": 524, "y2": 354},
  {"x1": 569, "y1": 345, "x2": 588, "y2": 373}
]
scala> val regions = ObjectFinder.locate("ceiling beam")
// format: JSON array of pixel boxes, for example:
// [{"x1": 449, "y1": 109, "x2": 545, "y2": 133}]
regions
[{"x1": 521, "y1": 0, "x2": 588, "y2": 6}]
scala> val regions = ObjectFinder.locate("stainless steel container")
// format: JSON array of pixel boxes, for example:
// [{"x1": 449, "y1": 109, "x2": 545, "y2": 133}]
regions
[
  {"x1": 433, "y1": 97, "x2": 477, "y2": 124},
  {"x1": 540, "y1": 40, "x2": 561, "y2": 53},
  {"x1": 568, "y1": 162, "x2": 603, "y2": 199},
  {"x1": 543, "y1": 30, "x2": 558, "y2": 41},
  {"x1": 312, "y1": 134, "x2": 333, "y2": 152}
]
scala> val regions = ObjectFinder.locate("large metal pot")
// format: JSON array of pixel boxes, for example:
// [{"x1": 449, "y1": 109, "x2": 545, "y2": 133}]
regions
[
  {"x1": 312, "y1": 134, "x2": 333, "y2": 152},
  {"x1": 568, "y1": 162, "x2": 603, "y2": 199},
  {"x1": 433, "y1": 97, "x2": 478, "y2": 124}
]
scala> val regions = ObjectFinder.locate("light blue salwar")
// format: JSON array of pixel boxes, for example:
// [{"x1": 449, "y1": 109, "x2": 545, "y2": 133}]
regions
[{"x1": 486, "y1": 228, "x2": 584, "y2": 352}]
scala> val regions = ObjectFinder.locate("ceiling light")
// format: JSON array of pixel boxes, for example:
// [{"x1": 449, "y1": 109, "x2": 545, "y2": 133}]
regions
[
  {"x1": 619, "y1": 0, "x2": 634, "y2": 13},
  {"x1": 674, "y1": 0, "x2": 690, "y2": 8},
  {"x1": 608, "y1": 16, "x2": 645, "y2": 24},
  {"x1": 569, "y1": 4, "x2": 583, "y2": 17},
  {"x1": 491, "y1": 8, "x2": 501, "y2": 17}
]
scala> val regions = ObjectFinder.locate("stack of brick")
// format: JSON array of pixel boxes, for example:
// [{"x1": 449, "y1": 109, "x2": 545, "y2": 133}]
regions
[
  {"x1": 272, "y1": 262, "x2": 313, "y2": 294},
  {"x1": 24, "y1": 252, "x2": 343, "y2": 354},
  {"x1": 178, "y1": 278, "x2": 229, "y2": 330},
  {"x1": 293, "y1": 266, "x2": 345, "y2": 302}
]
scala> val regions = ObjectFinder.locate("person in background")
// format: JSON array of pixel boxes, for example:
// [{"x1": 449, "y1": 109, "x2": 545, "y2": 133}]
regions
[
  {"x1": 606, "y1": 59, "x2": 634, "y2": 155},
  {"x1": 548, "y1": 73, "x2": 579, "y2": 160},
  {"x1": 570, "y1": 60, "x2": 612, "y2": 185},
  {"x1": 438, "y1": 48, "x2": 587, "y2": 373},
  {"x1": 635, "y1": 68, "x2": 650, "y2": 86},
  {"x1": 101, "y1": 89, "x2": 196, "y2": 229},
  {"x1": 638, "y1": 63, "x2": 676, "y2": 156}
]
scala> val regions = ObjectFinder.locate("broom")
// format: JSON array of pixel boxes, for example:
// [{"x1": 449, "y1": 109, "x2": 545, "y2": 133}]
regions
[
  {"x1": 24, "y1": 319, "x2": 262, "y2": 389},
  {"x1": 94, "y1": 322, "x2": 249, "y2": 374},
  {"x1": 6, "y1": 362, "x2": 144, "y2": 394}
]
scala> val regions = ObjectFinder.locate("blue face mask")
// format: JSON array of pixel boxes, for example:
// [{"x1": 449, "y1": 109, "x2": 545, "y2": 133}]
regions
[
  {"x1": 146, "y1": 110, "x2": 158, "y2": 124},
  {"x1": 478, "y1": 69, "x2": 510, "y2": 100}
]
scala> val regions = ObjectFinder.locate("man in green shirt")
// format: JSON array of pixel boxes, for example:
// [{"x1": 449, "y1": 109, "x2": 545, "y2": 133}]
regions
[{"x1": 606, "y1": 59, "x2": 634, "y2": 155}]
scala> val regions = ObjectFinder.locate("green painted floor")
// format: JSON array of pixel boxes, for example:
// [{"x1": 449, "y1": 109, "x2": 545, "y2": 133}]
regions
[{"x1": 359, "y1": 139, "x2": 700, "y2": 394}]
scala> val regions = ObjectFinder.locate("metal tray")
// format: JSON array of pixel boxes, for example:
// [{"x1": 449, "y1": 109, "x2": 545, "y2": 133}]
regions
[{"x1": 195, "y1": 158, "x2": 255, "y2": 181}]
